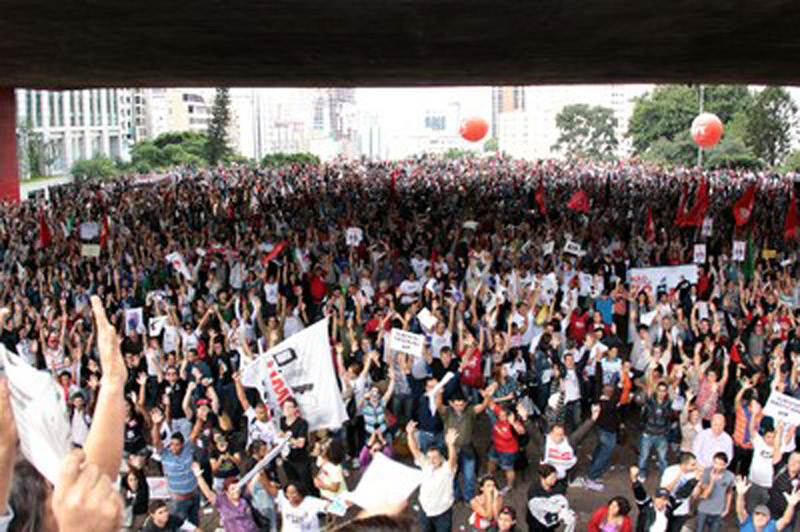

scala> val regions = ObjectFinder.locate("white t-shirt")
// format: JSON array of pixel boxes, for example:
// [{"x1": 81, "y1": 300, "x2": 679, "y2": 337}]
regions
[
  {"x1": 430, "y1": 330, "x2": 452, "y2": 359},
  {"x1": 660, "y1": 464, "x2": 694, "y2": 516},
  {"x1": 651, "y1": 509, "x2": 668, "y2": 532},
  {"x1": 245, "y1": 408, "x2": 280, "y2": 448},
  {"x1": 398, "y1": 280, "x2": 422, "y2": 304},
  {"x1": 542, "y1": 436, "x2": 577, "y2": 479},
  {"x1": 415, "y1": 456, "x2": 455, "y2": 517},
  {"x1": 276, "y1": 491, "x2": 327, "y2": 532},
  {"x1": 750, "y1": 433, "x2": 795, "y2": 487}
]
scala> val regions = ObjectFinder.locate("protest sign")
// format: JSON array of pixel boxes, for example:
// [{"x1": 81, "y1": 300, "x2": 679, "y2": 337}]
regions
[
  {"x1": 733, "y1": 241, "x2": 746, "y2": 262},
  {"x1": 416, "y1": 307, "x2": 437, "y2": 332},
  {"x1": 542, "y1": 241, "x2": 554, "y2": 256},
  {"x1": 0, "y1": 345, "x2": 71, "y2": 485},
  {"x1": 346, "y1": 453, "x2": 423, "y2": 513},
  {"x1": 764, "y1": 391, "x2": 800, "y2": 426},
  {"x1": 346, "y1": 227, "x2": 363, "y2": 247},
  {"x1": 564, "y1": 240, "x2": 583, "y2": 256},
  {"x1": 628, "y1": 264, "x2": 698, "y2": 297},
  {"x1": 165, "y1": 251, "x2": 192, "y2": 281},
  {"x1": 146, "y1": 477, "x2": 170, "y2": 499},
  {"x1": 701, "y1": 217, "x2": 713, "y2": 237},
  {"x1": 390, "y1": 328, "x2": 425, "y2": 357},
  {"x1": 125, "y1": 308, "x2": 145, "y2": 336},
  {"x1": 763, "y1": 249, "x2": 778, "y2": 260},
  {"x1": 693, "y1": 244, "x2": 707, "y2": 264},
  {"x1": 81, "y1": 244, "x2": 101, "y2": 258},
  {"x1": 240, "y1": 318, "x2": 347, "y2": 431},
  {"x1": 79, "y1": 222, "x2": 100, "y2": 241},
  {"x1": 462, "y1": 221, "x2": 478, "y2": 230}
]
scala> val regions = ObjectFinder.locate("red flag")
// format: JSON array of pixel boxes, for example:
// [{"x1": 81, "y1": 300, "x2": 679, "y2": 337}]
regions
[
  {"x1": 683, "y1": 179, "x2": 709, "y2": 227},
  {"x1": 99, "y1": 213, "x2": 109, "y2": 249},
  {"x1": 785, "y1": 189, "x2": 797, "y2": 242},
  {"x1": 645, "y1": 207, "x2": 656, "y2": 243},
  {"x1": 733, "y1": 183, "x2": 757, "y2": 226},
  {"x1": 261, "y1": 241, "x2": 287, "y2": 265},
  {"x1": 675, "y1": 183, "x2": 688, "y2": 227},
  {"x1": 535, "y1": 182, "x2": 547, "y2": 215},
  {"x1": 566, "y1": 189, "x2": 589, "y2": 213},
  {"x1": 39, "y1": 210, "x2": 51, "y2": 248},
  {"x1": 390, "y1": 168, "x2": 399, "y2": 201}
]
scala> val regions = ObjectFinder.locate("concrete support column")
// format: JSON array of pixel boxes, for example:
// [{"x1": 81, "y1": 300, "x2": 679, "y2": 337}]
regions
[{"x1": 0, "y1": 88, "x2": 20, "y2": 203}]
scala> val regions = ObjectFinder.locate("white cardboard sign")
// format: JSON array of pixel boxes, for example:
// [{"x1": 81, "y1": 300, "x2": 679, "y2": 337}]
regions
[
  {"x1": 764, "y1": 391, "x2": 800, "y2": 427},
  {"x1": 346, "y1": 227, "x2": 363, "y2": 247},
  {"x1": 733, "y1": 241, "x2": 746, "y2": 262},
  {"x1": 390, "y1": 328, "x2": 425, "y2": 357},
  {"x1": 542, "y1": 241, "x2": 554, "y2": 256},
  {"x1": 693, "y1": 244, "x2": 707, "y2": 264}
]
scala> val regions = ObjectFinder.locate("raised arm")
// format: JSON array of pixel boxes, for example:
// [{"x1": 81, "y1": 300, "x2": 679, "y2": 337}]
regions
[
  {"x1": 405, "y1": 421, "x2": 423, "y2": 464},
  {"x1": 445, "y1": 427, "x2": 459, "y2": 473},
  {"x1": 232, "y1": 372, "x2": 252, "y2": 411},
  {"x1": 735, "y1": 476, "x2": 750, "y2": 525},
  {"x1": 192, "y1": 463, "x2": 217, "y2": 506},
  {"x1": 82, "y1": 296, "x2": 128, "y2": 482}
]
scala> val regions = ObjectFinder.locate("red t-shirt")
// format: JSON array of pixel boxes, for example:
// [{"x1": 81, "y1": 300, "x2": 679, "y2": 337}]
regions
[
  {"x1": 491, "y1": 405, "x2": 519, "y2": 453},
  {"x1": 459, "y1": 348, "x2": 483, "y2": 389},
  {"x1": 569, "y1": 311, "x2": 589, "y2": 344}
]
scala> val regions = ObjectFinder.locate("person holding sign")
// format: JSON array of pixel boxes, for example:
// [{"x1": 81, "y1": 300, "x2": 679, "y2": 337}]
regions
[{"x1": 191, "y1": 463, "x2": 259, "y2": 532}]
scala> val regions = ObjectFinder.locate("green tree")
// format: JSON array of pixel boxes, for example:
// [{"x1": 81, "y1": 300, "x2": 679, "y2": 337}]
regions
[
  {"x1": 627, "y1": 85, "x2": 753, "y2": 157},
  {"x1": 640, "y1": 131, "x2": 697, "y2": 167},
  {"x1": 744, "y1": 86, "x2": 798, "y2": 166},
  {"x1": 702, "y1": 135, "x2": 760, "y2": 169},
  {"x1": 784, "y1": 151, "x2": 800, "y2": 172},
  {"x1": 552, "y1": 104, "x2": 618, "y2": 160},
  {"x1": 17, "y1": 119, "x2": 59, "y2": 177},
  {"x1": 71, "y1": 155, "x2": 117, "y2": 182},
  {"x1": 130, "y1": 141, "x2": 165, "y2": 168},
  {"x1": 261, "y1": 152, "x2": 320, "y2": 166},
  {"x1": 206, "y1": 88, "x2": 232, "y2": 165},
  {"x1": 484, "y1": 137, "x2": 499, "y2": 152}
]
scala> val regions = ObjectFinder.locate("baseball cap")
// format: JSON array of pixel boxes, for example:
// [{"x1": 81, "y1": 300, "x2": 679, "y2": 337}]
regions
[
  {"x1": 654, "y1": 488, "x2": 670, "y2": 499},
  {"x1": 754, "y1": 505, "x2": 771, "y2": 518}
]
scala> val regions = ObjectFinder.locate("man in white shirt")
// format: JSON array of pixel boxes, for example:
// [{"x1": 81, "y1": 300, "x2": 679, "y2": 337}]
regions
[
  {"x1": 692, "y1": 414, "x2": 734, "y2": 470},
  {"x1": 407, "y1": 421, "x2": 458, "y2": 532},
  {"x1": 660, "y1": 452, "x2": 699, "y2": 532},
  {"x1": 398, "y1": 273, "x2": 422, "y2": 306},
  {"x1": 748, "y1": 417, "x2": 796, "y2": 513}
]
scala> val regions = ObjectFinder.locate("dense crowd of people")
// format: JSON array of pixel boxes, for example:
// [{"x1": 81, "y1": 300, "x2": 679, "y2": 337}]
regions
[{"x1": 0, "y1": 156, "x2": 800, "y2": 532}]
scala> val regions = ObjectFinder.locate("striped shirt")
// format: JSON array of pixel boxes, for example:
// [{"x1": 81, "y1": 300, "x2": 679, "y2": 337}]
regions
[{"x1": 161, "y1": 443, "x2": 197, "y2": 495}]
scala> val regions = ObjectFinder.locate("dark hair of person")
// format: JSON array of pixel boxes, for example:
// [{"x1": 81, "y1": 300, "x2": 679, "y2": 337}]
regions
[
  {"x1": 326, "y1": 440, "x2": 346, "y2": 466},
  {"x1": 330, "y1": 513, "x2": 420, "y2": 531},
  {"x1": 8, "y1": 460, "x2": 50, "y2": 532},
  {"x1": 609, "y1": 496, "x2": 631, "y2": 516},
  {"x1": 148, "y1": 499, "x2": 169, "y2": 514}
]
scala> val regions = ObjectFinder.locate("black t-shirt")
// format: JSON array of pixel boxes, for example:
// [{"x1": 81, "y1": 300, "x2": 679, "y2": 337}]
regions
[
  {"x1": 124, "y1": 413, "x2": 147, "y2": 454},
  {"x1": 280, "y1": 417, "x2": 310, "y2": 463},
  {"x1": 142, "y1": 514, "x2": 185, "y2": 532},
  {"x1": 160, "y1": 379, "x2": 187, "y2": 420},
  {"x1": 209, "y1": 447, "x2": 240, "y2": 479},
  {"x1": 430, "y1": 357, "x2": 459, "y2": 382}
]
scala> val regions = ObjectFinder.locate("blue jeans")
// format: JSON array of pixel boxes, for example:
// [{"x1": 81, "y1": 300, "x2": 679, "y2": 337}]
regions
[
  {"x1": 170, "y1": 493, "x2": 200, "y2": 528},
  {"x1": 588, "y1": 429, "x2": 617, "y2": 481},
  {"x1": 419, "y1": 507, "x2": 452, "y2": 532},
  {"x1": 696, "y1": 512, "x2": 723, "y2": 532},
  {"x1": 638, "y1": 432, "x2": 668, "y2": 480},
  {"x1": 454, "y1": 448, "x2": 477, "y2": 502}
]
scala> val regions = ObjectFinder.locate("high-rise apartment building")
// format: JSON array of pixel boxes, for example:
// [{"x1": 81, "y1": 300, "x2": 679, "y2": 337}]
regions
[
  {"x1": 15, "y1": 88, "x2": 131, "y2": 175},
  {"x1": 497, "y1": 84, "x2": 652, "y2": 160}
]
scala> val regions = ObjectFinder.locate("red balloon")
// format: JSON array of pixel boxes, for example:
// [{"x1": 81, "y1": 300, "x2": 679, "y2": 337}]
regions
[
  {"x1": 460, "y1": 117, "x2": 489, "y2": 142},
  {"x1": 691, "y1": 113, "x2": 723, "y2": 149}
]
